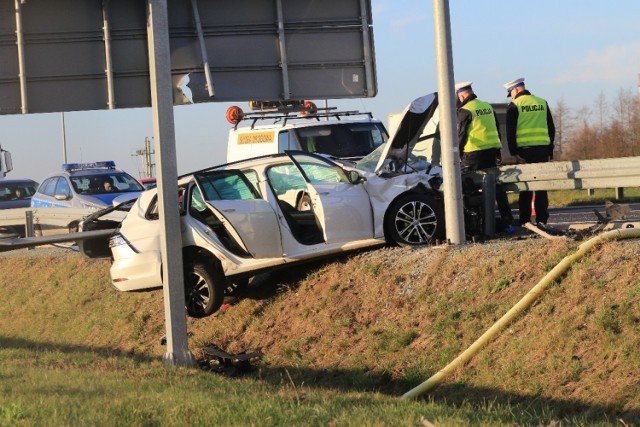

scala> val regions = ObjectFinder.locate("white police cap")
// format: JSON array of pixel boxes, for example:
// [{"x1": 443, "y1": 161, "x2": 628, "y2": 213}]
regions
[
  {"x1": 504, "y1": 77, "x2": 525, "y2": 95},
  {"x1": 454, "y1": 81, "x2": 473, "y2": 93}
]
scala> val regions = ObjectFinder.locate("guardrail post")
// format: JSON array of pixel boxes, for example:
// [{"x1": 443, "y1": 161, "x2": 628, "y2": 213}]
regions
[
  {"x1": 482, "y1": 171, "x2": 496, "y2": 237},
  {"x1": 25, "y1": 210, "x2": 34, "y2": 250}
]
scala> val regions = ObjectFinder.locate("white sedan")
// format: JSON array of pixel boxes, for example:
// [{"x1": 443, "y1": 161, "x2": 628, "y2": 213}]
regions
[{"x1": 82, "y1": 93, "x2": 453, "y2": 318}]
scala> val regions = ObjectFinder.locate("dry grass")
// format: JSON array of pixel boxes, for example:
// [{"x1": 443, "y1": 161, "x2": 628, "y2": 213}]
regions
[{"x1": 1, "y1": 235, "x2": 639, "y2": 424}]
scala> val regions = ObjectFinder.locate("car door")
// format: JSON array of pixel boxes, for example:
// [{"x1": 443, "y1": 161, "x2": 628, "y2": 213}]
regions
[
  {"x1": 193, "y1": 169, "x2": 283, "y2": 259},
  {"x1": 286, "y1": 151, "x2": 374, "y2": 243}
]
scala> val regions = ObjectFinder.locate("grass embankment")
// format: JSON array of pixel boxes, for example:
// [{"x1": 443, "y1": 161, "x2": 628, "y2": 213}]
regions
[{"x1": 1, "y1": 237, "x2": 639, "y2": 426}]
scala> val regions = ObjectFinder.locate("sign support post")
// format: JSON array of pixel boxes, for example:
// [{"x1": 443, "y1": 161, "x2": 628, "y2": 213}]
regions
[
  {"x1": 432, "y1": 0, "x2": 465, "y2": 244},
  {"x1": 147, "y1": 0, "x2": 196, "y2": 367}
]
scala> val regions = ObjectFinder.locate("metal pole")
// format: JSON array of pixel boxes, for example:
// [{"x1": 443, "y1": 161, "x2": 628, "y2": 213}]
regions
[
  {"x1": 189, "y1": 0, "x2": 215, "y2": 97},
  {"x1": 14, "y1": 0, "x2": 28, "y2": 113},
  {"x1": 61, "y1": 112, "x2": 67, "y2": 163},
  {"x1": 275, "y1": 0, "x2": 290, "y2": 99},
  {"x1": 359, "y1": 0, "x2": 375, "y2": 96},
  {"x1": 432, "y1": 0, "x2": 465, "y2": 244},
  {"x1": 102, "y1": 0, "x2": 116, "y2": 109},
  {"x1": 147, "y1": 0, "x2": 196, "y2": 367}
]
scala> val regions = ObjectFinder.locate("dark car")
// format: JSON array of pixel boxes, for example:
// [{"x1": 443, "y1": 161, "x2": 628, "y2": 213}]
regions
[
  {"x1": 0, "y1": 178, "x2": 39, "y2": 237},
  {"x1": 0, "y1": 178, "x2": 38, "y2": 209}
]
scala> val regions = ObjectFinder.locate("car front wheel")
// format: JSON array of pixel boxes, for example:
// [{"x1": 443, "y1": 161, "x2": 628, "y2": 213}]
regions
[
  {"x1": 385, "y1": 193, "x2": 445, "y2": 246},
  {"x1": 184, "y1": 262, "x2": 225, "y2": 318}
]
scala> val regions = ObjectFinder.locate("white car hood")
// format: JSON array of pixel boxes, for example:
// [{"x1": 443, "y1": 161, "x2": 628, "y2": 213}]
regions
[{"x1": 373, "y1": 92, "x2": 440, "y2": 173}]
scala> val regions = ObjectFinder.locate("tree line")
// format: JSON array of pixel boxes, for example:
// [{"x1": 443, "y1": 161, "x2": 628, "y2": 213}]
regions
[{"x1": 552, "y1": 88, "x2": 640, "y2": 160}]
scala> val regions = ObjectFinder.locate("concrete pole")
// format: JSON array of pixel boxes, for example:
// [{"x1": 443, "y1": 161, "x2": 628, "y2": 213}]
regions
[
  {"x1": 432, "y1": 0, "x2": 465, "y2": 244},
  {"x1": 147, "y1": 0, "x2": 196, "y2": 367}
]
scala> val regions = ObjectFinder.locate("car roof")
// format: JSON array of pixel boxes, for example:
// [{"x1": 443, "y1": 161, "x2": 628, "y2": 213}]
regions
[{"x1": 0, "y1": 178, "x2": 38, "y2": 184}]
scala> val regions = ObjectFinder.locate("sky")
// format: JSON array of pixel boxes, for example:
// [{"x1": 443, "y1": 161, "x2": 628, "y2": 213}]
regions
[{"x1": 1, "y1": 0, "x2": 639, "y2": 182}]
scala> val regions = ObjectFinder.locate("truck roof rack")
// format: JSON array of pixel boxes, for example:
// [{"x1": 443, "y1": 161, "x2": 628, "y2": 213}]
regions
[{"x1": 226, "y1": 102, "x2": 375, "y2": 130}]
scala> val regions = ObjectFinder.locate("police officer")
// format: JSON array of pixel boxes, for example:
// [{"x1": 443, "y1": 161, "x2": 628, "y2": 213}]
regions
[
  {"x1": 455, "y1": 81, "x2": 513, "y2": 228},
  {"x1": 504, "y1": 78, "x2": 555, "y2": 225}
]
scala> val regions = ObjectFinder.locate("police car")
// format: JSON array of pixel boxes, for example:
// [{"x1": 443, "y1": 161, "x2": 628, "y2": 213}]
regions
[{"x1": 31, "y1": 161, "x2": 144, "y2": 210}]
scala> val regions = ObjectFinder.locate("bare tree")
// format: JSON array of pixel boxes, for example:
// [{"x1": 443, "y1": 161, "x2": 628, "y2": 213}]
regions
[{"x1": 553, "y1": 98, "x2": 572, "y2": 158}]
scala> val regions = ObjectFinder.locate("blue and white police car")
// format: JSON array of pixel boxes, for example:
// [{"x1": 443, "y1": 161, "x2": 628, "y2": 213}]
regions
[{"x1": 31, "y1": 161, "x2": 144, "y2": 210}]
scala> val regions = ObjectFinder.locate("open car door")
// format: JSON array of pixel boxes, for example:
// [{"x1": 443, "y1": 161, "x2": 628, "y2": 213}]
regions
[
  {"x1": 193, "y1": 170, "x2": 282, "y2": 259},
  {"x1": 286, "y1": 151, "x2": 374, "y2": 243}
]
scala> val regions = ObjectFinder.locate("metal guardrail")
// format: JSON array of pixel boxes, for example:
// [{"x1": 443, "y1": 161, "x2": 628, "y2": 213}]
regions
[
  {"x1": 2, "y1": 156, "x2": 639, "y2": 239},
  {"x1": 469, "y1": 156, "x2": 640, "y2": 236},
  {"x1": 496, "y1": 156, "x2": 640, "y2": 192},
  {"x1": 0, "y1": 207, "x2": 126, "y2": 236}
]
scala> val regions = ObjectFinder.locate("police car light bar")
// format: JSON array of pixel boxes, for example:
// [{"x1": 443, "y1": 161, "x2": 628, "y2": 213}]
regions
[{"x1": 62, "y1": 161, "x2": 116, "y2": 171}]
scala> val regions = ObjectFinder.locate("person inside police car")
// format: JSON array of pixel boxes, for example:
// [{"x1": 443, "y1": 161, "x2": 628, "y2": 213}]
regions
[
  {"x1": 504, "y1": 77, "x2": 555, "y2": 225},
  {"x1": 455, "y1": 81, "x2": 513, "y2": 229},
  {"x1": 103, "y1": 180, "x2": 114, "y2": 192}
]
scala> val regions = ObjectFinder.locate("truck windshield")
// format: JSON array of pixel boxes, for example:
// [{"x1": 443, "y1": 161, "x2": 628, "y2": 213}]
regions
[{"x1": 293, "y1": 122, "x2": 387, "y2": 160}]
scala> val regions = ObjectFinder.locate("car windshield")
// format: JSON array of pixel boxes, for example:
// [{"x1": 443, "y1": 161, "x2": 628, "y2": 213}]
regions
[
  {"x1": 70, "y1": 172, "x2": 144, "y2": 195},
  {"x1": 355, "y1": 142, "x2": 431, "y2": 174},
  {"x1": 293, "y1": 122, "x2": 387, "y2": 159}
]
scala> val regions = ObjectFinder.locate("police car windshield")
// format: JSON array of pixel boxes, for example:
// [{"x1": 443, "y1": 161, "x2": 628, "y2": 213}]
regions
[{"x1": 70, "y1": 172, "x2": 144, "y2": 195}]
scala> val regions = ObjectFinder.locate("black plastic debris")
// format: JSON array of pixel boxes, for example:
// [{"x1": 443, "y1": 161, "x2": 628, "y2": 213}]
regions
[{"x1": 199, "y1": 343, "x2": 263, "y2": 376}]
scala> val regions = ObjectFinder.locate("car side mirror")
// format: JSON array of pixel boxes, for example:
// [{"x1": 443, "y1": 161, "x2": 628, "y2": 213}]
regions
[
  {"x1": 347, "y1": 170, "x2": 366, "y2": 184},
  {"x1": 54, "y1": 193, "x2": 70, "y2": 201}
]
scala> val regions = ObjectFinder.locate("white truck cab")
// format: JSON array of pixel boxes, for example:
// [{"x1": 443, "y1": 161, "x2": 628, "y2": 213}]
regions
[{"x1": 226, "y1": 101, "x2": 388, "y2": 163}]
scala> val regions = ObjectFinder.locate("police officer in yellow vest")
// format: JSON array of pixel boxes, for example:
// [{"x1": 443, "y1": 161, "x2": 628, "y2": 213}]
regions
[
  {"x1": 504, "y1": 78, "x2": 555, "y2": 225},
  {"x1": 455, "y1": 81, "x2": 513, "y2": 228}
]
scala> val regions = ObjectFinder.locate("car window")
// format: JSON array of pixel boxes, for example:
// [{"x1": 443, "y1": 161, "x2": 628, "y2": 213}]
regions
[
  {"x1": 266, "y1": 164, "x2": 307, "y2": 195},
  {"x1": 146, "y1": 186, "x2": 187, "y2": 221},
  {"x1": 41, "y1": 177, "x2": 59, "y2": 197},
  {"x1": 240, "y1": 169, "x2": 262, "y2": 196},
  {"x1": 55, "y1": 178, "x2": 72, "y2": 198},
  {"x1": 0, "y1": 181, "x2": 37, "y2": 200},
  {"x1": 194, "y1": 170, "x2": 260, "y2": 201},
  {"x1": 289, "y1": 152, "x2": 350, "y2": 184}
]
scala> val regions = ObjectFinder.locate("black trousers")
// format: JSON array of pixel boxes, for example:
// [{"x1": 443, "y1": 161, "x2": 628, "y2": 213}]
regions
[
  {"x1": 461, "y1": 151, "x2": 513, "y2": 222},
  {"x1": 517, "y1": 146, "x2": 551, "y2": 224}
]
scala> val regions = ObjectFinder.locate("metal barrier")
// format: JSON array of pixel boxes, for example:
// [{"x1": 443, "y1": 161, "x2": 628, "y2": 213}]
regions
[{"x1": 470, "y1": 156, "x2": 640, "y2": 236}]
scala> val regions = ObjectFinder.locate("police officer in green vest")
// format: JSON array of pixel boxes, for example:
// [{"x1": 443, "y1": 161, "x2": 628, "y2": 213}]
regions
[
  {"x1": 455, "y1": 81, "x2": 513, "y2": 229},
  {"x1": 504, "y1": 78, "x2": 555, "y2": 225}
]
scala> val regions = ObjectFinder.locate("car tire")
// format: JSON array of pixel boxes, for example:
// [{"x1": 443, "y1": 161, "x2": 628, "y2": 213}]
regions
[
  {"x1": 385, "y1": 193, "x2": 445, "y2": 246},
  {"x1": 184, "y1": 262, "x2": 225, "y2": 318}
]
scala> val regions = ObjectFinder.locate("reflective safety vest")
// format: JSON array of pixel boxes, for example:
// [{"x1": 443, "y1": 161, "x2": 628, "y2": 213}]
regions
[
  {"x1": 513, "y1": 94, "x2": 551, "y2": 147},
  {"x1": 460, "y1": 99, "x2": 502, "y2": 152}
]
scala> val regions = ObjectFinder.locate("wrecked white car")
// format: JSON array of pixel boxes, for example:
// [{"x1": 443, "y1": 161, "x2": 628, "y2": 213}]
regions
[{"x1": 80, "y1": 93, "x2": 457, "y2": 319}]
